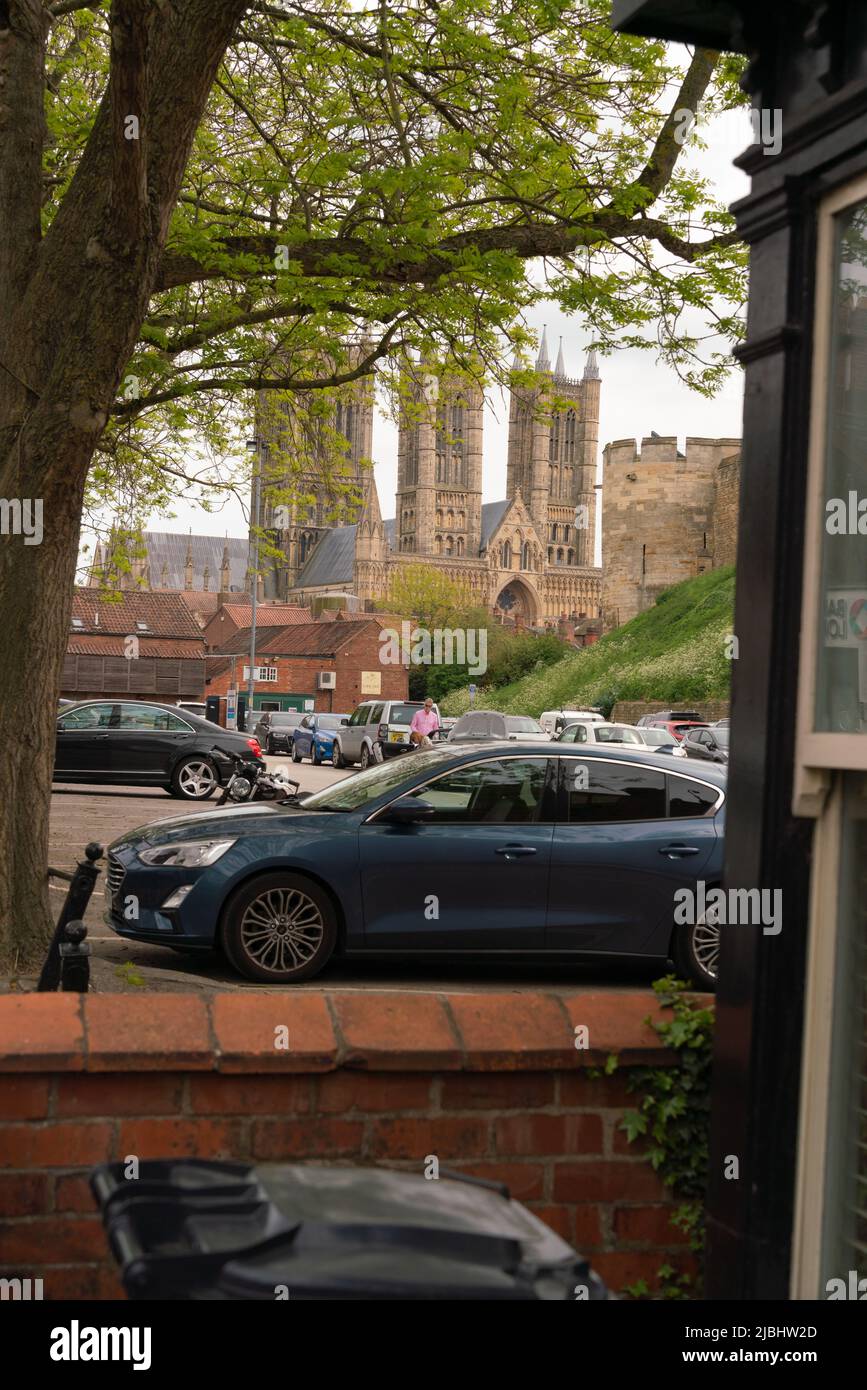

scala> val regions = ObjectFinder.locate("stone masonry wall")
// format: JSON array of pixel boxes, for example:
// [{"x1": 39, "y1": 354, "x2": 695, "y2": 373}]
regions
[{"x1": 601, "y1": 436, "x2": 741, "y2": 631}]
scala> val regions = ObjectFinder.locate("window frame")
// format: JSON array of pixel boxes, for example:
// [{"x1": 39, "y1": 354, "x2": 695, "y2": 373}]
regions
[
  {"x1": 795, "y1": 172, "x2": 867, "y2": 809},
  {"x1": 57, "y1": 702, "x2": 119, "y2": 732},
  {"x1": 557, "y1": 755, "x2": 723, "y2": 824}
]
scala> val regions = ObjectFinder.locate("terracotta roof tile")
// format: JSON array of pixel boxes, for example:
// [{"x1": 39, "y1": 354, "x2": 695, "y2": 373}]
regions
[{"x1": 72, "y1": 589, "x2": 203, "y2": 639}]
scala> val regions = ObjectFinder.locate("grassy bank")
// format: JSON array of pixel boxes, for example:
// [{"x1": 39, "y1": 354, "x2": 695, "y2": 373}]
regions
[{"x1": 441, "y1": 566, "x2": 735, "y2": 717}]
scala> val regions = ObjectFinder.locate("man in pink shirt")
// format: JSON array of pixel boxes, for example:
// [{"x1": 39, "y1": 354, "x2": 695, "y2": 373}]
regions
[{"x1": 409, "y1": 698, "x2": 439, "y2": 748}]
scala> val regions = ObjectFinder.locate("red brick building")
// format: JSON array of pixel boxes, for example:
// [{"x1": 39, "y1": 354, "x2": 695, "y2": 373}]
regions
[
  {"x1": 208, "y1": 619, "x2": 408, "y2": 715},
  {"x1": 202, "y1": 601, "x2": 311, "y2": 651}
]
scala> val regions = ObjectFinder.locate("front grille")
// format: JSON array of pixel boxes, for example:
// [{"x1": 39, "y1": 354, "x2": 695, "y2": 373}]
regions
[{"x1": 106, "y1": 854, "x2": 125, "y2": 900}]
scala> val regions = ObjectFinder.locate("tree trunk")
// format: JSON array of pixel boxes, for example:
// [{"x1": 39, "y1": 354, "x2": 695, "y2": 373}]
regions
[{"x1": 0, "y1": 0, "x2": 248, "y2": 968}]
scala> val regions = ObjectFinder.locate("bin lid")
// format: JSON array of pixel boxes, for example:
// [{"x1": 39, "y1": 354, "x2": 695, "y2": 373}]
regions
[{"x1": 91, "y1": 1161, "x2": 608, "y2": 1301}]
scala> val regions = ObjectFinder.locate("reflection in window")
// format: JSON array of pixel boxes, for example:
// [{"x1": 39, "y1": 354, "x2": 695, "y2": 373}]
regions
[
  {"x1": 566, "y1": 760, "x2": 666, "y2": 822},
  {"x1": 816, "y1": 199, "x2": 867, "y2": 733},
  {"x1": 406, "y1": 758, "x2": 549, "y2": 824}
]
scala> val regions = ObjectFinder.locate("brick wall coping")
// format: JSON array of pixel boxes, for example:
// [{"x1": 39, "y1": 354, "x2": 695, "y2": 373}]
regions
[{"x1": 0, "y1": 990, "x2": 702, "y2": 1074}]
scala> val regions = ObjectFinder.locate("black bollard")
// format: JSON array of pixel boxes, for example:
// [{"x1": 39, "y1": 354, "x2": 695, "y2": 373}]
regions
[
  {"x1": 59, "y1": 920, "x2": 91, "y2": 993},
  {"x1": 38, "y1": 842, "x2": 103, "y2": 992}
]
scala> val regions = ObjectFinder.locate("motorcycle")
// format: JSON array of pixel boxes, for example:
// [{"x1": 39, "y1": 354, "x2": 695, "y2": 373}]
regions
[{"x1": 213, "y1": 747, "x2": 304, "y2": 807}]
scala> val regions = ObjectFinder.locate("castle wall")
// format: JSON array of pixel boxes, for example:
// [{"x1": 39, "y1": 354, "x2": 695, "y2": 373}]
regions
[
  {"x1": 713, "y1": 453, "x2": 741, "y2": 568},
  {"x1": 601, "y1": 436, "x2": 740, "y2": 630}
]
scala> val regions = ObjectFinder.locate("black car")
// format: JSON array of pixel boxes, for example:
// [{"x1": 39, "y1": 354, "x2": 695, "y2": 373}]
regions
[
  {"x1": 680, "y1": 726, "x2": 729, "y2": 764},
  {"x1": 253, "y1": 710, "x2": 304, "y2": 754},
  {"x1": 53, "y1": 700, "x2": 264, "y2": 800}
]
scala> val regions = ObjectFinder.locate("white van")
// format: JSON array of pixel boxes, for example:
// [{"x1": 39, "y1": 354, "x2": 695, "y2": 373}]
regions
[{"x1": 539, "y1": 708, "x2": 606, "y2": 737}]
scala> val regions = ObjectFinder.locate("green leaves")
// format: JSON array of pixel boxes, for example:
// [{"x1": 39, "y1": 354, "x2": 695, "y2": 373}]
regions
[
  {"x1": 45, "y1": 1, "x2": 746, "y2": 523},
  {"x1": 614, "y1": 974, "x2": 715, "y2": 1295}
]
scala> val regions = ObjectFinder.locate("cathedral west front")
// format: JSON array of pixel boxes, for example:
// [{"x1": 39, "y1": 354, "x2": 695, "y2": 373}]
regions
[{"x1": 257, "y1": 334, "x2": 605, "y2": 628}]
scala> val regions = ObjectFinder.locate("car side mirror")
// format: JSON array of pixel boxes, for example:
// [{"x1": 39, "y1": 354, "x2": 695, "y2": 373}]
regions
[
  {"x1": 340, "y1": 718, "x2": 349, "y2": 725},
  {"x1": 379, "y1": 797, "x2": 435, "y2": 825}
]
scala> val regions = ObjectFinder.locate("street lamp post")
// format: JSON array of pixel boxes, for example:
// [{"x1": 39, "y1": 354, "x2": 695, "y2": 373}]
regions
[{"x1": 245, "y1": 437, "x2": 261, "y2": 731}]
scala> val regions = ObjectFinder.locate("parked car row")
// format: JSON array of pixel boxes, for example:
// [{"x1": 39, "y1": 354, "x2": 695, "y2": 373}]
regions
[{"x1": 50, "y1": 693, "x2": 731, "y2": 792}]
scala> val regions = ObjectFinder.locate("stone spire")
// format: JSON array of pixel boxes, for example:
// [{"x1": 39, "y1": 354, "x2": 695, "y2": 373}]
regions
[
  {"x1": 583, "y1": 347, "x2": 600, "y2": 380},
  {"x1": 535, "y1": 326, "x2": 550, "y2": 372},
  {"x1": 220, "y1": 541, "x2": 230, "y2": 593},
  {"x1": 184, "y1": 532, "x2": 193, "y2": 590},
  {"x1": 554, "y1": 337, "x2": 566, "y2": 379}
]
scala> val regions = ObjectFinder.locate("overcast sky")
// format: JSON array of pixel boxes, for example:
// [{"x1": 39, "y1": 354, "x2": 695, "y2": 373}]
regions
[{"x1": 144, "y1": 101, "x2": 754, "y2": 548}]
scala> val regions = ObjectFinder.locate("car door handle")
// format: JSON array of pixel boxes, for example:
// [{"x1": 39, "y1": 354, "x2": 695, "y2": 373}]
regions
[
  {"x1": 658, "y1": 844, "x2": 700, "y2": 858},
  {"x1": 495, "y1": 844, "x2": 537, "y2": 859}
]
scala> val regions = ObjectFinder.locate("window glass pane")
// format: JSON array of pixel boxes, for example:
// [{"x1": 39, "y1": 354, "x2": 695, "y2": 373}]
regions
[
  {"x1": 388, "y1": 704, "x2": 423, "y2": 725},
  {"x1": 404, "y1": 758, "x2": 549, "y2": 823},
  {"x1": 668, "y1": 776, "x2": 719, "y2": 818},
  {"x1": 816, "y1": 200, "x2": 867, "y2": 733},
  {"x1": 821, "y1": 774, "x2": 867, "y2": 1286},
  {"x1": 118, "y1": 704, "x2": 188, "y2": 731},
  {"x1": 58, "y1": 703, "x2": 117, "y2": 730},
  {"x1": 566, "y1": 759, "x2": 665, "y2": 822}
]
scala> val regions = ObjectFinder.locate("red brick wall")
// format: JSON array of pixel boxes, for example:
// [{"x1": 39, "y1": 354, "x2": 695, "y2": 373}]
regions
[
  {"x1": 207, "y1": 626, "x2": 407, "y2": 713},
  {"x1": 0, "y1": 991, "x2": 702, "y2": 1299}
]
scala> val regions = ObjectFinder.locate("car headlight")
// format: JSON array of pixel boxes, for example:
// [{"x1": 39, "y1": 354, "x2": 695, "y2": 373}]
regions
[{"x1": 139, "y1": 840, "x2": 236, "y2": 868}]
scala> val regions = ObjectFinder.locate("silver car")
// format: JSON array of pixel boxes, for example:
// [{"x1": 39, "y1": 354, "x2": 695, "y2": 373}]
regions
[
  {"x1": 448, "y1": 711, "x2": 549, "y2": 743},
  {"x1": 332, "y1": 699, "x2": 442, "y2": 769}
]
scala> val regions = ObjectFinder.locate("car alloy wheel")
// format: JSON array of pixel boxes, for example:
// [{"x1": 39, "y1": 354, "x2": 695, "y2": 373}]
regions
[
  {"x1": 331, "y1": 742, "x2": 345, "y2": 768},
  {"x1": 172, "y1": 757, "x2": 218, "y2": 800},
  {"x1": 691, "y1": 908, "x2": 720, "y2": 980},
  {"x1": 219, "y1": 872, "x2": 337, "y2": 983},
  {"x1": 291, "y1": 741, "x2": 302, "y2": 763},
  {"x1": 673, "y1": 898, "x2": 720, "y2": 990},
  {"x1": 312, "y1": 743, "x2": 322, "y2": 765},
  {"x1": 360, "y1": 744, "x2": 371, "y2": 770}
]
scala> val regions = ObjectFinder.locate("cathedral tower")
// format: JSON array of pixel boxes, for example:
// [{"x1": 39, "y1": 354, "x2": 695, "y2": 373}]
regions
[
  {"x1": 252, "y1": 341, "x2": 376, "y2": 597},
  {"x1": 395, "y1": 363, "x2": 484, "y2": 559},
  {"x1": 506, "y1": 336, "x2": 601, "y2": 566}
]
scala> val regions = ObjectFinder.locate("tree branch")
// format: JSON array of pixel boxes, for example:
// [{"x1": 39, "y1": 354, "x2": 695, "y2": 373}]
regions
[
  {"x1": 155, "y1": 214, "x2": 738, "y2": 295},
  {"x1": 112, "y1": 317, "x2": 406, "y2": 416},
  {"x1": 624, "y1": 47, "x2": 720, "y2": 210}
]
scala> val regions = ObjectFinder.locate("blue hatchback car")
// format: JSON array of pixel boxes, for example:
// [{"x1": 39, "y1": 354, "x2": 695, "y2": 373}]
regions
[
  {"x1": 289, "y1": 713, "x2": 350, "y2": 765},
  {"x1": 106, "y1": 743, "x2": 726, "y2": 988}
]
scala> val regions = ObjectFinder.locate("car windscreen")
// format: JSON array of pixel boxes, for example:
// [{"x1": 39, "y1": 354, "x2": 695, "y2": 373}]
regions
[
  {"x1": 387, "y1": 704, "x2": 424, "y2": 726},
  {"x1": 595, "y1": 725, "x2": 642, "y2": 743},
  {"x1": 642, "y1": 728, "x2": 676, "y2": 745},
  {"x1": 315, "y1": 715, "x2": 345, "y2": 730},
  {"x1": 269, "y1": 714, "x2": 298, "y2": 726},
  {"x1": 674, "y1": 722, "x2": 708, "y2": 735},
  {"x1": 505, "y1": 716, "x2": 543, "y2": 733},
  {"x1": 302, "y1": 746, "x2": 459, "y2": 811},
  {"x1": 712, "y1": 728, "x2": 730, "y2": 747}
]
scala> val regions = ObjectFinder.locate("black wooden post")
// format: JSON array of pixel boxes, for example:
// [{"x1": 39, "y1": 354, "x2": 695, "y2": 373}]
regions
[
  {"x1": 59, "y1": 920, "x2": 91, "y2": 993},
  {"x1": 38, "y1": 841, "x2": 103, "y2": 992}
]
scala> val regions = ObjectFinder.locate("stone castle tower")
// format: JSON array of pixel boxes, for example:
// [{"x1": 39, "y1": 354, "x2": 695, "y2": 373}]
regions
[
  {"x1": 506, "y1": 331, "x2": 600, "y2": 568},
  {"x1": 395, "y1": 366, "x2": 484, "y2": 559},
  {"x1": 601, "y1": 433, "x2": 741, "y2": 629}
]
